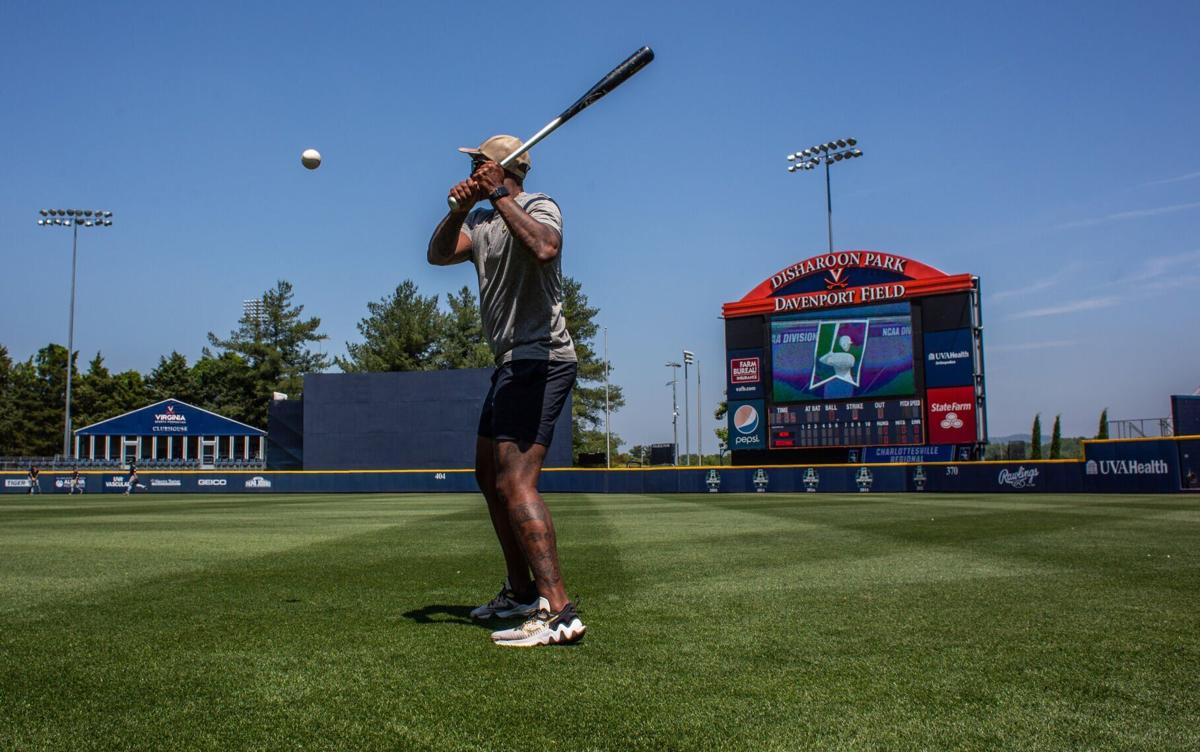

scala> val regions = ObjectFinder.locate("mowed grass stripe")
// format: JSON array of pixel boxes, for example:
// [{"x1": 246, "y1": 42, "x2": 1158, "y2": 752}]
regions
[{"x1": 0, "y1": 492, "x2": 1197, "y2": 751}]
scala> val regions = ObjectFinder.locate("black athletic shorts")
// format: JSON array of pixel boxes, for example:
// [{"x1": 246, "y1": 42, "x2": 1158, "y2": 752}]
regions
[{"x1": 478, "y1": 359, "x2": 577, "y2": 447}]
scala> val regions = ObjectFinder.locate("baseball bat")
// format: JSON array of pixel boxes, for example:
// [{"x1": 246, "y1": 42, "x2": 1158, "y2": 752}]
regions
[{"x1": 448, "y1": 45, "x2": 655, "y2": 210}]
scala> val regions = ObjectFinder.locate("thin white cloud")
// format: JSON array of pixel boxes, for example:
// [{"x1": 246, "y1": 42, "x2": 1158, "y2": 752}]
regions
[
  {"x1": 988, "y1": 339, "x2": 1080, "y2": 353},
  {"x1": 1008, "y1": 296, "x2": 1122, "y2": 319},
  {"x1": 1127, "y1": 248, "x2": 1200, "y2": 284},
  {"x1": 1055, "y1": 201, "x2": 1200, "y2": 230},
  {"x1": 989, "y1": 262, "x2": 1081, "y2": 302},
  {"x1": 1142, "y1": 171, "x2": 1200, "y2": 187}
]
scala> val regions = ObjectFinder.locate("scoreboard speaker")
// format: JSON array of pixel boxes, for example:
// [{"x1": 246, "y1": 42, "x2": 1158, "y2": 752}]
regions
[{"x1": 919, "y1": 293, "x2": 972, "y2": 332}]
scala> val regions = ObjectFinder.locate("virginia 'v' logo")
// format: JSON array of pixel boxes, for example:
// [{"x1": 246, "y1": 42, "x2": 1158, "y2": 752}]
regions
[{"x1": 825, "y1": 268, "x2": 849, "y2": 289}]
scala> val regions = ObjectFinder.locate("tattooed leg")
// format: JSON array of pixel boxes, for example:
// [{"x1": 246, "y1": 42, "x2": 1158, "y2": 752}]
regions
[
  {"x1": 496, "y1": 440, "x2": 569, "y2": 611},
  {"x1": 475, "y1": 436, "x2": 535, "y2": 600}
]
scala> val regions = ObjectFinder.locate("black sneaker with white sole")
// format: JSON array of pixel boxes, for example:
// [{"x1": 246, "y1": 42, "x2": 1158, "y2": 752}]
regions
[
  {"x1": 492, "y1": 598, "x2": 586, "y2": 648},
  {"x1": 469, "y1": 578, "x2": 540, "y2": 620}
]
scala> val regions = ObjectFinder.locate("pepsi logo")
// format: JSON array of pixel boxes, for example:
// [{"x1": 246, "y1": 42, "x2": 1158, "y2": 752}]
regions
[{"x1": 734, "y1": 405, "x2": 759, "y2": 434}]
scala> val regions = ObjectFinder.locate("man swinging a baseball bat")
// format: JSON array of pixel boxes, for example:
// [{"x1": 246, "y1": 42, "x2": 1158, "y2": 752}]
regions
[{"x1": 427, "y1": 135, "x2": 585, "y2": 648}]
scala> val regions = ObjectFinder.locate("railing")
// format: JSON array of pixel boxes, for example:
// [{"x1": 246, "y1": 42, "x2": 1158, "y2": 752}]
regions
[
  {"x1": 1107, "y1": 418, "x2": 1174, "y2": 439},
  {"x1": 0, "y1": 456, "x2": 266, "y2": 471}
]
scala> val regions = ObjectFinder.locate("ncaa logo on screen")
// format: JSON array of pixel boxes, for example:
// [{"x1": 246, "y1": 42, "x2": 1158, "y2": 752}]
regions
[{"x1": 734, "y1": 405, "x2": 760, "y2": 435}]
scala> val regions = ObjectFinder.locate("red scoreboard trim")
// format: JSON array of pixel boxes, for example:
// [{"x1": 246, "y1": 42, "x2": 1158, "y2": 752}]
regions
[{"x1": 722, "y1": 250, "x2": 975, "y2": 318}]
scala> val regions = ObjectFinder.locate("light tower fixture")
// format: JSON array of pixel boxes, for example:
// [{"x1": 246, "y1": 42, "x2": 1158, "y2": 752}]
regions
[
  {"x1": 785, "y1": 137, "x2": 863, "y2": 253},
  {"x1": 37, "y1": 207, "x2": 114, "y2": 457}
]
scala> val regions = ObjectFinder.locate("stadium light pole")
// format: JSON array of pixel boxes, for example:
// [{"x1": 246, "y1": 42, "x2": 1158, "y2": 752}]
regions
[
  {"x1": 37, "y1": 208, "x2": 114, "y2": 457},
  {"x1": 786, "y1": 138, "x2": 863, "y2": 254},
  {"x1": 684, "y1": 350, "x2": 700, "y2": 465},
  {"x1": 681, "y1": 352, "x2": 692, "y2": 466},
  {"x1": 604, "y1": 327, "x2": 611, "y2": 469},
  {"x1": 666, "y1": 362, "x2": 681, "y2": 465}
]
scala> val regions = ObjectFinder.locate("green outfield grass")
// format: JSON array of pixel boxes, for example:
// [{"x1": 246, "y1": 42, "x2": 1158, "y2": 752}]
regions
[{"x1": 1, "y1": 492, "x2": 1197, "y2": 751}]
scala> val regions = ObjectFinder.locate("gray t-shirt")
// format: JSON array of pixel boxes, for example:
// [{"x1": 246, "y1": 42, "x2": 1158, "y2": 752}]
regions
[{"x1": 460, "y1": 192, "x2": 577, "y2": 364}]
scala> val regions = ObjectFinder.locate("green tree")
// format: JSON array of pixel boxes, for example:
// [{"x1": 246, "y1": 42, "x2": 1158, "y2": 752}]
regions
[
  {"x1": 111, "y1": 370, "x2": 151, "y2": 414},
  {"x1": 562, "y1": 276, "x2": 624, "y2": 458},
  {"x1": 5, "y1": 345, "x2": 75, "y2": 456},
  {"x1": 192, "y1": 350, "x2": 256, "y2": 425},
  {"x1": 435, "y1": 286, "x2": 494, "y2": 369},
  {"x1": 714, "y1": 399, "x2": 728, "y2": 458},
  {"x1": 74, "y1": 353, "x2": 116, "y2": 429},
  {"x1": 1030, "y1": 414, "x2": 1042, "y2": 459},
  {"x1": 0, "y1": 346, "x2": 15, "y2": 455},
  {"x1": 146, "y1": 351, "x2": 198, "y2": 403},
  {"x1": 337, "y1": 280, "x2": 443, "y2": 372},
  {"x1": 1096, "y1": 408, "x2": 1109, "y2": 439},
  {"x1": 1049, "y1": 415, "x2": 1062, "y2": 459},
  {"x1": 208, "y1": 280, "x2": 329, "y2": 426}
]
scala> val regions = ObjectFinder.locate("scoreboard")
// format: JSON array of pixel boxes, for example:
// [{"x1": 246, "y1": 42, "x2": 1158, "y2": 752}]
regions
[
  {"x1": 722, "y1": 250, "x2": 987, "y2": 464},
  {"x1": 769, "y1": 399, "x2": 924, "y2": 449}
]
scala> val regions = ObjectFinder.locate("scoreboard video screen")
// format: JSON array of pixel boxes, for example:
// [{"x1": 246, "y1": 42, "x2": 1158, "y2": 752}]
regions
[{"x1": 771, "y1": 303, "x2": 915, "y2": 402}]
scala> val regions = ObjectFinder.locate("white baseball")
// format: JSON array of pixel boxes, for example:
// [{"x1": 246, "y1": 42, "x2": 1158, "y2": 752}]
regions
[{"x1": 301, "y1": 148, "x2": 322, "y2": 170}]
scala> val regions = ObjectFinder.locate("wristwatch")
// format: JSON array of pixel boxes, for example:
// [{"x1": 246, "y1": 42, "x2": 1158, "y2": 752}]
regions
[{"x1": 488, "y1": 185, "x2": 510, "y2": 203}]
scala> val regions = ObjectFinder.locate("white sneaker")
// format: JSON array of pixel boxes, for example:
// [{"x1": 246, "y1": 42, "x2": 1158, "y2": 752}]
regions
[
  {"x1": 469, "y1": 578, "x2": 540, "y2": 620},
  {"x1": 492, "y1": 598, "x2": 586, "y2": 648}
]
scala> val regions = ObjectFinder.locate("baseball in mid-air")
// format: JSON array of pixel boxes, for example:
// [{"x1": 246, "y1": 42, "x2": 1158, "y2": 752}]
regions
[{"x1": 301, "y1": 148, "x2": 322, "y2": 170}]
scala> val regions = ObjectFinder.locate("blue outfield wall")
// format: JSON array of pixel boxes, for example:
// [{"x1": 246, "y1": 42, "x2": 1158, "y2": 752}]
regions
[
  {"x1": 3, "y1": 438, "x2": 1196, "y2": 495},
  {"x1": 4, "y1": 438, "x2": 1194, "y2": 495}
]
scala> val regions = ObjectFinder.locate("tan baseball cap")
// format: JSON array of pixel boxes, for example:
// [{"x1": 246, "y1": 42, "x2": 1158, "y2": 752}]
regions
[{"x1": 457, "y1": 134, "x2": 531, "y2": 178}]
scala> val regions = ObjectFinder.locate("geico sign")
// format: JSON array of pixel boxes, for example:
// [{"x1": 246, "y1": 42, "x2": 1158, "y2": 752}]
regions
[{"x1": 198, "y1": 478, "x2": 227, "y2": 487}]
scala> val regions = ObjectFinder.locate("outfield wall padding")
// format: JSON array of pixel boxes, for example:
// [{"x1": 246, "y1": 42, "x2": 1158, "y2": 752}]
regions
[
  {"x1": 0, "y1": 461, "x2": 1187, "y2": 496},
  {"x1": 5, "y1": 438, "x2": 1193, "y2": 495}
]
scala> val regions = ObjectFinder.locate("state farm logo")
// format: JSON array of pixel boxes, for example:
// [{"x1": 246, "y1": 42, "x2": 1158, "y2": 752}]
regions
[
  {"x1": 198, "y1": 478, "x2": 226, "y2": 487},
  {"x1": 940, "y1": 412, "x2": 964, "y2": 430},
  {"x1": 1086, "y1": 459, "x2": 1169, "y2": 476},
  {"x1": 244, "y1": 476, "x2": 272, "y2": 489},
  {"x1": 730, "y1": 357, "x2": 760, "y2": 384},
  {"x1": 930, "y1": 401, "x2": 972, "y2": 413},
  {"x1": 998, "y1": 466, "x2": 1039, "y2": 489}
]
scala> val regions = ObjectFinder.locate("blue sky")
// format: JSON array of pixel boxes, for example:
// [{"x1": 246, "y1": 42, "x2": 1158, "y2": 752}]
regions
[{"x1": 2, "y1": 0, "x2": 1198, "y2": 446}]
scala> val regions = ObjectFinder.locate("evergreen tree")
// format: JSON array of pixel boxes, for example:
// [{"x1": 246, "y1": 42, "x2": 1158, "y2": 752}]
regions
[
  {"x1": 1049, "y1": 415, "x2": 1063, "y2": 459},
  {"x1": 1030, "y1": 414, "x2": 1042, "y2": 459},
  {"x1": 111, "y1": 370, "x2": 151, "y2": 414},
  {"x1": 192, "y1": 349, "x2": 256, "y2": 425},
  {"x1": 147, "y1": 351, "x2": 198, "y2": 403},
  {"x1": 562, "y1": 277, "x2": 624, "y2": 458},
  {"x1": 5, "y1": 345, "x2": 75, "y2": 456},
  {"x1": 1097, "y1": 408, "x2": 1109, "y2": 439},
  {"x1": 337, "y1": 280, "x2": 442, "y2": 372},
  {"x1": 73, "y1": 353, "x2": 116, "y2": 429},
  {"x1": 435, "y1": 286, "x2": 494, "y2": 369},
  {"x1": 208, "y1": 280, "x2": 329, "y2": 426},
  {"x1": 0, "y1": 346, "x2": 15, "y2": 455}
]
